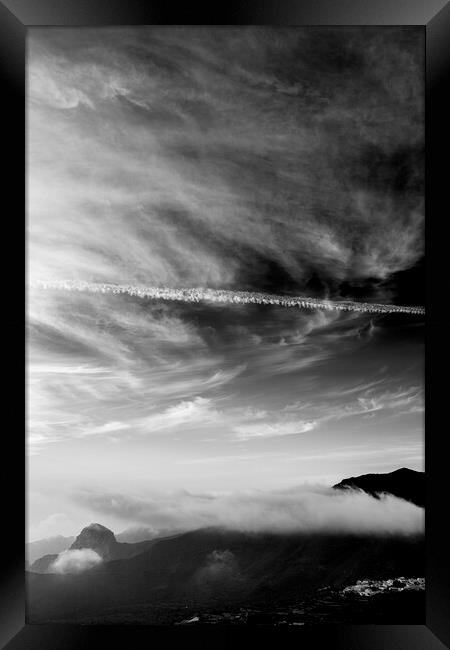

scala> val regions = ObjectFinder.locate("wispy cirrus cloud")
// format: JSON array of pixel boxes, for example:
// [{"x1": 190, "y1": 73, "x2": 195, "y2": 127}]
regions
[
  {"x1": 233, "y1": 420, "x2": 317, "y2": 441},
  {"x1": 28, "y1": 27, "x2": 424, "y2": 296},
  {"x1": 138, "y1": 397, "x2": 219, "y2": 434},
  {"x1": 26, "y1": 28, "x2": 424, "y2": 519},
  {"x1": 278, "y1": 384, "x2": 424, "y2": 428},
  {"x1": 225, "y1": 383, "x2": 424, "y2": 444}
]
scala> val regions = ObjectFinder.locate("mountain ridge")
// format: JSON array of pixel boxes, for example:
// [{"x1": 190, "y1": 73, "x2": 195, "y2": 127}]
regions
[
  {"x1": 28, "y1": 523, "x2": 158, "y2": 573},
  {"x1": 332, "y1": 468, "x2": 424, "y2": 507}
]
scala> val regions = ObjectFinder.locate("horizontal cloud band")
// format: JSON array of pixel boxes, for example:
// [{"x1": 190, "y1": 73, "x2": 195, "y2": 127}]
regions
[
  {"x1": 31, "y1": 281, "x2": 425, "y2": 316},
  {"x1": 78, "y1": 485, "x2": 425, "y2": 536}
]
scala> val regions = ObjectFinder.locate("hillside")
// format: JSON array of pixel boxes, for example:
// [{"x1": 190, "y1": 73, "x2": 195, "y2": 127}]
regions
[
  {"x1": 28, "y1": 523, "x2": 157, "y2": 573},
  {"x1": 27, "y1": 527, "x2": 424, "y2": 623},
  {"x1": 26, "y1": 535, "x2": 75, "y2": 565},
  {"x1": 333, "y1": 468, "x2": 425, "y2": 507}
]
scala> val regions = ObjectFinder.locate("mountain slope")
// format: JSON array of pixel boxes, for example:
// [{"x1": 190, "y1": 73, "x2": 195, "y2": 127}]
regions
[
  {"x1": 26, "y1": 535, "x2": 75, "y2": 565},
  {"x1": 333, "y1": 467, "x2": 425, "y2": 508},
  {"x1": 116, "y1": 526, "x2": 181, "y2": 543},
  {"x1": 332, "y1": 468, "x2": 425, "y2": 507},
  {"x1": 27, "y1": 527, "x2": 424, "y2": 622},
  {"x1": 29, "y1": 523, "x2": 157, "y2": 573},
  {"x1": 28, "y1": 553, "x2": 59, "y2": 574}
]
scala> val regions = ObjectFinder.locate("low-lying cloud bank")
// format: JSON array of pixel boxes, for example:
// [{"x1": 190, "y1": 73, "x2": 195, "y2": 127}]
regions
[
  {"x1": 78, "y1": 485, "x2": 424, "y2": 537},
  {"x1": 50, "y1": 548, "x2": 103, "y2": 574}
]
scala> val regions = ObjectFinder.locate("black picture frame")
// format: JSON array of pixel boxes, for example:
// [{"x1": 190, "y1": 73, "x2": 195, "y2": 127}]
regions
[{"x1": 1, "y1": 1, "x2": 448, "y2": 647}]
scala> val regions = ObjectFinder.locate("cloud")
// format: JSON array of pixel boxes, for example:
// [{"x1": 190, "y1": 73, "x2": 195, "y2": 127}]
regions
[
  {"x1": 29, "y1": 513, "x2": 75, "y2": 541},
  {"x1": 28, "y1": 28, "x2": 424, "y2": 297},
  {"x1": 335, "y1": 386, "x2": 424, "y2": 421},
  {"x1": 26, "y1": 27, "x2": 424, "y2": 512},
  {"x1": 27, "y1": 27, "x2": 424, "y2": 461},
  {"x1": 33, "y1": 281, "x2": 424, "y2": 315},
  {"x1": 139, "y1": 396, "x2": 219, "y2": 433},
  {"x1": 79, "y1": 421, "x2": 131, "y2": 437},
  {"x1": 50, "y1": 548, "x2": 103, "y2": 574},
  {"x1": 233, "y1": 420, "x2": 317, "y2": 441},
  {"x1": 76, "y1": 485, "x2": 424, "y2": 536},
  {"x1": 29, "y1": 363, "x2": 111, "y2": 376},
  {"x1": 279, "y1": 384, "x2": 424, "y2": 428},
  {"x1": 195, "y1": 549, "x2": 237, "y2": 584},
  {"x1": 206, "y1": 364, "x2": 247, "y2": 387},
  {"x1": 138, "y1": 398, "x2": 317, "y2": 441}
]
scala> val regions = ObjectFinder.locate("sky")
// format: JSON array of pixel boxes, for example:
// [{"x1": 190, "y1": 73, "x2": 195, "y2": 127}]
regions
[{"x1": 27, "y1": 27, "x2": 425, "y2": 541}]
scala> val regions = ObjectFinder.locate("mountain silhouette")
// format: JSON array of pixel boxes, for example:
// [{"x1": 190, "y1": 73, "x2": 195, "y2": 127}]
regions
[
  {"x1": 29, "y1": 523, "x2": 158, "y2": 573},
  {"x1": 70, "y1": 523, "x2": 117, "y2": 559},
  {"x1": 333, "y1": 468, "x2": 424, "y2": 507}
]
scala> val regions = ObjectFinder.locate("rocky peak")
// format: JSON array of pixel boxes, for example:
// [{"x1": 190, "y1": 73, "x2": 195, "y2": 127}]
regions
[{"x1": 70, "y1": 523, "x2": 117, "y2": 559}]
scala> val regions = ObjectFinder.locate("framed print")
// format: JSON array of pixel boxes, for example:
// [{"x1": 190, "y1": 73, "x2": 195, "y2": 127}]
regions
[{"x1": 1, "y1": 1, "x2": 449, "y2": 648}]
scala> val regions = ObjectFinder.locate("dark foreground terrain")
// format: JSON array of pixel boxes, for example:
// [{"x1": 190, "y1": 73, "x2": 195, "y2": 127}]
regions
[
  {"x1": 39, "y1": 578, "x2": 424, "y2": 626},
  {"x1": 27, "y1": 528, "x2": 424, "y2": 624}
]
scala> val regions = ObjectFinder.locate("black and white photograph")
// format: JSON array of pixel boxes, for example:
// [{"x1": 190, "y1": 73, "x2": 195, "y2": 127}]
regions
[{"x1": 26, "y1": 26, "x2": 426, "y2": 626}]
